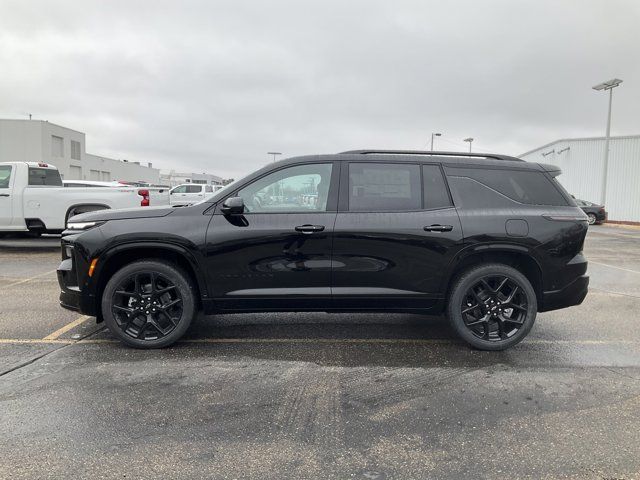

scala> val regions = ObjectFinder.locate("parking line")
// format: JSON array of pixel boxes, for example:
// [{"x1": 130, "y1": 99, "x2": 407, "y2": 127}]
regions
[
  {"x1": 0, "y1": 337, "x2": 638, "y2": 346},
  {"x1": 589, "y1": 261, "x2": 640, "y2": 275},
  {"x1": 42, "y1": 315, "x2": 92, "y2": 340},
  {"x1": 4, "y1": 269, "x2": 57, "y2": 288}
]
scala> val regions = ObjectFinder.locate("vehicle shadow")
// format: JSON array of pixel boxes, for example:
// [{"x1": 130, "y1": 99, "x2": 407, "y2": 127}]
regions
[{"x1": 162, "y1": 312, "x2": 522, "y2": 368}]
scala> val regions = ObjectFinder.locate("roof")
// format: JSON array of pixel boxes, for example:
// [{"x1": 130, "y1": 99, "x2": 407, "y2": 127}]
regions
[{"x1": 519, "y1": 134, "x2": 640, "y2": 157}]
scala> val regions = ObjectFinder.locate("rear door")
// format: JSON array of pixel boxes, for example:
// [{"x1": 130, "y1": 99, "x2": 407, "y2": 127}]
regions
[
  {"x1": 331, "y1": 161, "x2": 464, "y2": 310},
  {"x1": 0, "y1": 165, "x2": 15, "y2": 229}
]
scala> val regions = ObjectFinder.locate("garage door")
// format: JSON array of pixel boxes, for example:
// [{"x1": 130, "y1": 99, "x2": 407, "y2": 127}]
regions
[
  {"x1": 89, "y1": 170, "x2": 100, "y2": 181},
  {"x1": 68, "y1": 165, "x2": 82, "y2": 180}
]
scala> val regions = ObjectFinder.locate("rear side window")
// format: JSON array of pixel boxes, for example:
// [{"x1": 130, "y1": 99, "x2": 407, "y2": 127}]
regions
[
  {"x1": 458, "y1": 168, "x2": 568, "y2": 206},
  {"x1": 28, "y1": 167, "x2": 63, "y2": 186},
  {"x1": 0, "y1": 166, "x2": 11, "y2": 188},
  {"x1": 348, "y1": 163, "x2": 421, "y2": 212},
  {"x1": 422, "y1": 165, "x2": 452, "y2": 209}
]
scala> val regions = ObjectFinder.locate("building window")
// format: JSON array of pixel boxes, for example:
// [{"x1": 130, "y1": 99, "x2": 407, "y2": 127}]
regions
[
  {"x1": 51, "y1": 136, "x2": 64, "y2": 157},
  {"x1": 70, "y1": 140, "x2": 81, "y2": 160}
]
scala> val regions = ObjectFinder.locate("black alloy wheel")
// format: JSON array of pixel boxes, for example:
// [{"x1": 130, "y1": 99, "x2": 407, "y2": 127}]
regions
[
  {"x1": 112, "y1": 272, "x2": 183, "y2": 340},
  {"x1": 460, "y1": 275, "x2": 527, "y2": 342},
  {"x1": 447, "y1": 264, "x2": 537, "y2": 350},
  {"x1": 102, "y1": 260, "x2": 196, "y2": 348}
]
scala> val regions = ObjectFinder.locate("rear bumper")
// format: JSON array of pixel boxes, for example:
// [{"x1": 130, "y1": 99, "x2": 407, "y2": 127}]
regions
[
  {"x1": 539, "y1": 274, "x2": 589, "y2": 312},
  {"x1": 57, "y1": 258, "x2": 97, "y2": 316}
]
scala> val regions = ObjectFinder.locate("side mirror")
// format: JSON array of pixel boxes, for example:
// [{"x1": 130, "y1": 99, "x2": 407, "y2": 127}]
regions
[{"x1": 220, "y1": 196, "x2": 245, "y2": 215}]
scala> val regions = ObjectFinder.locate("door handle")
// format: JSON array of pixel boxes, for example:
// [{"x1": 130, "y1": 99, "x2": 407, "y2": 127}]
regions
[
  {"x1": 424, "y1": 224, "x2": 453, "y2": 232},
  {"x1": 295, "y1": 224, "x2": 325, "y2": 234},
  {"x1": 0, "y1": 194, "x2": 9, "y2": 197}
]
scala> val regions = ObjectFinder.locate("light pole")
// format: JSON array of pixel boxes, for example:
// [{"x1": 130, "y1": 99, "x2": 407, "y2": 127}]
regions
[
  {"x1": 463, "y1": 137, "x2": 474, "y2": 153},
  {"x1": 267, "y1": 151, "x2": 282, "y2": 163},
  {"x1": 592, "y1": 78, "x2": 623, "y2": 205},
  {"x1": 430, "y1": 133, "x2": 442, "y2": 151}
]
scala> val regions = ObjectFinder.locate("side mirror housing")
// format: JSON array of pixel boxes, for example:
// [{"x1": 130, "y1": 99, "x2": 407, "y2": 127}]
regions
[{"x1": 220, "y1": 196, "x2": 245, "y2": 215}]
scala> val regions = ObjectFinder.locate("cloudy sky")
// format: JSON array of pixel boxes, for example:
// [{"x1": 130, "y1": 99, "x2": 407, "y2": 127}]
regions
[{"x1": 0, "y1": 0, "x2": 638, "y2": 179}]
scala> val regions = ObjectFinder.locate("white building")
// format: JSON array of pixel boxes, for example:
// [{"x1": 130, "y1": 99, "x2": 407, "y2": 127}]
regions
[
  {"x1": 0, "y1": 119, "x2": 160, "y2": 183},
  {"x1": 520, "y1": 135, "x2": 640, "y2": 223},
  {"x1": 160, "y1": 169, "x2": 224, "y2": 187}
]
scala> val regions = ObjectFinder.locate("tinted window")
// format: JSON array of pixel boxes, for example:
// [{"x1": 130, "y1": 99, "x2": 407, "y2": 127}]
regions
[
  {"x1": 349, "y1": 163, "x2": 421, "y2": 212},
  {"x1": 28, "y1": 167, "x2": 63, "y2": 186},
  {"x1": 0, "y1": 165, "x2": 12, "y2": 188},
  {"x1": 186, "y1": 185, "x2": 202, "y2": 193},
  {"x1": 422, "y1": 164, "x2": 452, "y2": 209},
  {"x1": 458, "y1": 168, "x2": 568, "y2": 206},
  {"x1": 237, "y1": 163, "x2": 333, "y2": 213}
]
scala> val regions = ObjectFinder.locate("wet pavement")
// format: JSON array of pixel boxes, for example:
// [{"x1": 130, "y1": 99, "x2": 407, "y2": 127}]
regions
[{"x1": 1, "y1": 225, "x2": 639, "y2": 479}]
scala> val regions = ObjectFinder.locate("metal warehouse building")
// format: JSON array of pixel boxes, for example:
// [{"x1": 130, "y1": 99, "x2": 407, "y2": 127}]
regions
[{"x1": 520, "y1": 135, "x2": 640, "y2": 223}]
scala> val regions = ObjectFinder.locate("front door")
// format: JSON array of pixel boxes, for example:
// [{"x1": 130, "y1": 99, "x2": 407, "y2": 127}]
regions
[
  {"x1": 331, "y1": 162, "x2": 464, "y2": 310},
  {"x1": 205, "y1": 162, "x2": 338, "y2": 310},
  {"x1": 0, "y1": 165, "x2": 15, "y2": 230}
]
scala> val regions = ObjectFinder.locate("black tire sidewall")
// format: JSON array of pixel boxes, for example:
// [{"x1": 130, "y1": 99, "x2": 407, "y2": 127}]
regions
[
  {"x1": 447, "y1": 264, "x2": 537, "y2": 351},
  {"x1": 102, "y1": 260, "x2": 196, "y2": 348}
]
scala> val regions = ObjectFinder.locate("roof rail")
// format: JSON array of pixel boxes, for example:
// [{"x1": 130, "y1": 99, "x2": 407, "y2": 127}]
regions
[{"x1": 339, "y1": 149, "x2": 524, "y2": 162}]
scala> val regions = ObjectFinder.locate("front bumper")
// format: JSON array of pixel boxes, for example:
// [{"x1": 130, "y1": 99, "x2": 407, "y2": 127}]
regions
[
  {"x1": 539, "y1": 274, "x2": 589, "y2": 312},
  {"x1": 57, "y1": 257, "x2": 97, "y2": 316}
]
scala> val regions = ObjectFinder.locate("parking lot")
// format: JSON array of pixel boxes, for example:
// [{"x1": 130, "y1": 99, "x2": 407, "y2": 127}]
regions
[{"x1": 1, "y1": 226, "x2": 639, "y2": 479}]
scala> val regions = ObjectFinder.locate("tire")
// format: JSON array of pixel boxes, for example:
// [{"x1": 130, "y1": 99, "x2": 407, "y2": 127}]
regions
[
  {"x1": 587, "y1": 213, "x2": 597, "y2": 225},
  {"x1": 101, "y1": 260, "x2": 196, "y2": 348},
  {"x1": 447, "y1": 263, "x2": 537, "y2": 351}
]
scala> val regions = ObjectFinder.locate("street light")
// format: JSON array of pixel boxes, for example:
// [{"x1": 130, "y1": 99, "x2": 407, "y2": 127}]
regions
[
  {"x1": 463, "y1": 137, "x2": 474, "y2": 153},
  {"x1": 430, "y1": 133, "x2": 442, "y2": 151},
  {"x1": 592, "y1": 78, "x2": 623, "y2": 205},
  {"x1": 267, "y1": 151, "x2": 282, "y2": 163}
]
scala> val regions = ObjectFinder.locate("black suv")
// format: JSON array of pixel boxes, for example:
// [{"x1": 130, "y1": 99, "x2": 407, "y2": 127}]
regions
[{"x1": 57, "y1": 150, "x2": 589, "y2": 350}]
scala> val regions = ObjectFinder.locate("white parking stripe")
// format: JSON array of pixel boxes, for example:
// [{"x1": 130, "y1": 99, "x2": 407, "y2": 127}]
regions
[{"x1": 589, "y1": 261, "x2": 640, "y2": 275}]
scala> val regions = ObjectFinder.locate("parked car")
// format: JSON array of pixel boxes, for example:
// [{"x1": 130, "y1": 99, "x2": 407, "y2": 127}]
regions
[
  {"x1": 573, "y1": 197, "x2": 607, "y2": 225},
  {"x1": 169, "y1": 183, "x2": 214, "y2": 206},
  {"x1": 58, "y1": 150, "x2": 589, "y2": 350},
  {"x1": 0, "y1": 162, "x2": 168, "y2": 234}
]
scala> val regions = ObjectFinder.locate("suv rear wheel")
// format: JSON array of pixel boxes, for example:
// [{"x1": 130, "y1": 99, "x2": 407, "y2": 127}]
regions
[
  {"x1": 447, "y1": 263, "x2": 537, "y2": 351},
  {"x1": 101, "y1": 260, "x2": 196, "y2": 348}
]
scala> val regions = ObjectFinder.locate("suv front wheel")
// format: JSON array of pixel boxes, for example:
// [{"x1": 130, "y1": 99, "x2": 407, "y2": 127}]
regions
[
  {"x1": 447, "y1": 264, "x2": 537, "y2": 351},
  {"x1": 102, "y1": 260, "x2": 196, "y2": 348}
]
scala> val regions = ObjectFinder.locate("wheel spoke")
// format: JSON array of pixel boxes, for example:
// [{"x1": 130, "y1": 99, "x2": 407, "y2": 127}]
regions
[
  {"x1": 115, "y1": 290, "x2": 138, "y2": 298},
  {"x1": 465, "y1": 316, "x2": 487, "y2": 327},
  {"x1": 462, "y1": 303, "x2": 480, "y2": 315},
  {"x1": 161, "y1": 298, "x2": 182, "y2": 310},
  {"x1": 495, "y1": 276, "x2": 509, "y2": 293},
  {"x1": 156, "y1": 285, "x2": 177, "y2": 295},
  {"x1": 113, "y1": 304, "x2": 134, "y2": 314},
  {"x1": 158, "y1": 309, "x2": 178, "y2": 326}
]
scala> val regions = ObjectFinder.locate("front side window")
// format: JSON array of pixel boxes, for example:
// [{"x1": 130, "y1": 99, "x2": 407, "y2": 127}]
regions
[
  {"x1": 172, "y1": 185, "x2": 187, "y2": 193},
  {"x1": 186, "y1": 185, "x2": 202, "y2": 193},
  {"x1": 0, "y1": 165, "x2": 11, "y2": 188},
  {"x1": 237, "y1": 163, "x2": 333, "y2": 213},
  {"x1": 28, "y1": 167, "x2": 63, "y2": 186},
  {"x1": 348, "y1": 163, "x2": 421, "y2": 212}
]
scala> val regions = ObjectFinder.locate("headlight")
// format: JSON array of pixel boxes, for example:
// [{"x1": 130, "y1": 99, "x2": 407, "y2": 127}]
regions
[{"x1": 66, "y1": 221, "x2": 104, "y2": 231}]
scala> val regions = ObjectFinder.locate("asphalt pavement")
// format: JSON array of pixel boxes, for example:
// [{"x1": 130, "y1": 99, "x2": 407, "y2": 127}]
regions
[{"x1": 1, "y1": 225, "x2": 639, "y2": 479}]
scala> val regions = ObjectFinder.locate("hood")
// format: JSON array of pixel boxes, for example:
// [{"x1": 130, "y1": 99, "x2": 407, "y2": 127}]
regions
[{"x1": 70, "y1": 206, "x2": 175, "y2": 223}]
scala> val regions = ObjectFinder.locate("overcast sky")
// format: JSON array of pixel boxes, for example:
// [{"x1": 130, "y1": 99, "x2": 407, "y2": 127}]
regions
[{"x1": 0, "y1": 0, "x2": 638, "y2": 179}]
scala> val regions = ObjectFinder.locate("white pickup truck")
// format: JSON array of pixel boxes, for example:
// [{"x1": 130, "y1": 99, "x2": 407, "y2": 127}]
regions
[{"x1": 0, "y1": 162, "x2": 169, "y2": 234}]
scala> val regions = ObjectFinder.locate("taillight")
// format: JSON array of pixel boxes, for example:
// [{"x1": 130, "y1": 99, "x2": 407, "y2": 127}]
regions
[{"x1": 138, "y1": 189, "x2": 150, "y2": 207}]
